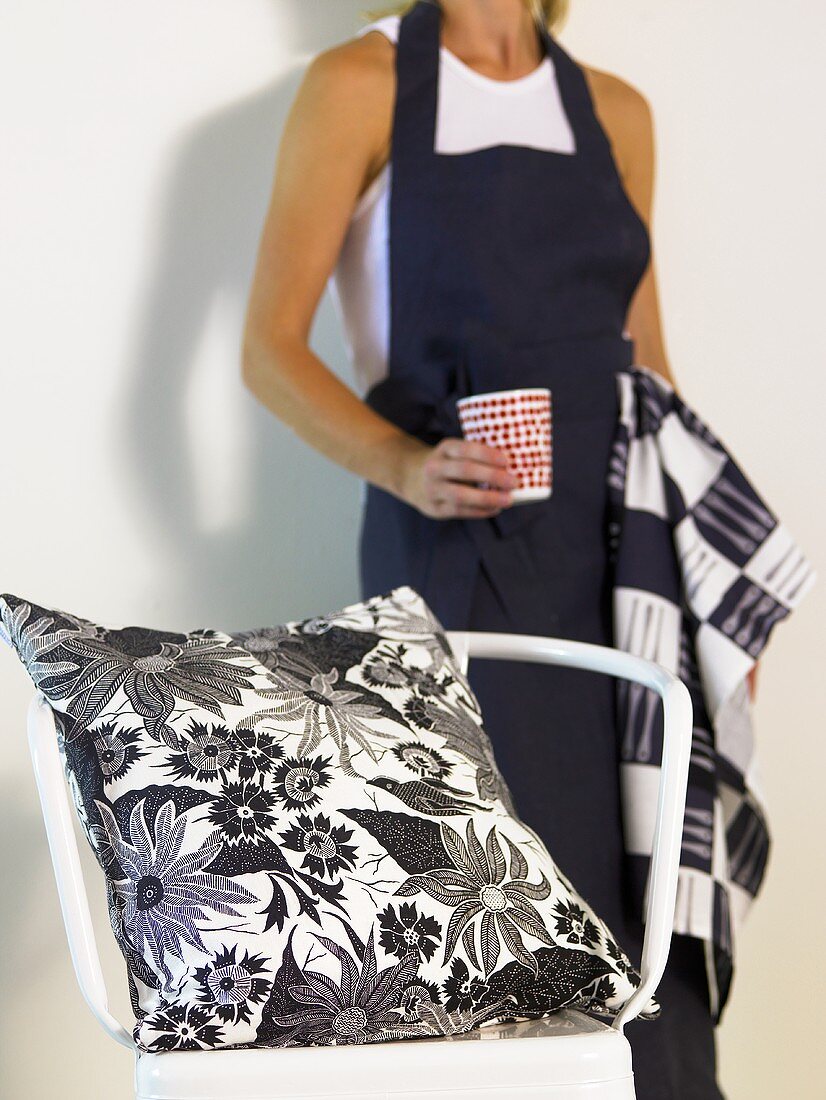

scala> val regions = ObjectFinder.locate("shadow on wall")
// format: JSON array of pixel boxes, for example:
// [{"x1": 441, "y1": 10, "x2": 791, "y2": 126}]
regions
[
  {"x1": 2, "y1": 7, "x2": 371, "y2": 1095},
  {"x1": 120, "y1": 1, "x2": 370, "y2": 630}
]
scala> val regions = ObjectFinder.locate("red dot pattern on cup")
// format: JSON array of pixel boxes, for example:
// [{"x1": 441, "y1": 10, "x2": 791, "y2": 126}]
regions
[{"x1": 457, "y1": 390, "x2": 553, "y2": 491}]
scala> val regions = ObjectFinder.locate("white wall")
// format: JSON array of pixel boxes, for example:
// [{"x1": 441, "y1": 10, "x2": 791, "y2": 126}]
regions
[{"x1": 0, "y1": 2, "x2": 822, "y2": 1096}]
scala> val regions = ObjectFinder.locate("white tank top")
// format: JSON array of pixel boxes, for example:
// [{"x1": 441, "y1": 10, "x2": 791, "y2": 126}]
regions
[{"x1": 327, "y1": 16, "x2": 576, "y2": 397}]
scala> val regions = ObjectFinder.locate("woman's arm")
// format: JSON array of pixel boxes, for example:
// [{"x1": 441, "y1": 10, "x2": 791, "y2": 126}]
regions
[
  {"x1": 241, "y1": 33, "x2": 516, "y2": 520},
  {"x1": 584, "y1": 67, "x2": 676, "y2": 388}
]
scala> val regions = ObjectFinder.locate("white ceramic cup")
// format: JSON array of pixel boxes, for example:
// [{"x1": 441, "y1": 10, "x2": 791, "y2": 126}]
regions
[{"x1": 456, "y1": 387, "x2": 553, "y2": 504}]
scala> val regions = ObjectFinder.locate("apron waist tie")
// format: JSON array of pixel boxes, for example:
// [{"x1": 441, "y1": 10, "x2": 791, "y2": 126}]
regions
[{"x1": 363, "y1": 325, "x2": 635, "y2": 629}]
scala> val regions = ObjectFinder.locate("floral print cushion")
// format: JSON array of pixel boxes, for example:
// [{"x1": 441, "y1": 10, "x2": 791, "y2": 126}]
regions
[{"x1": 0, "y1": 584, "x2": 655, "y2": 1052}]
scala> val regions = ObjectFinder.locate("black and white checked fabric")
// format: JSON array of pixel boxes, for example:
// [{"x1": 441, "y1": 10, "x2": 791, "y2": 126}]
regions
[{"x1": 607, "y1": 366, "x2": 815, "y2": 1021}]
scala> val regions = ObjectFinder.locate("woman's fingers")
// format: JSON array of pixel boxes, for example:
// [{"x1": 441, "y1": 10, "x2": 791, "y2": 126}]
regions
[
  {"x1": 437, "y1": 437, "x2": 511, "y2": 469},
  {"x1": 747, "y1": 662, "x2": 759, "y2": 699},
  {"x1": 432, "y1": 438, "x2": 516, "y2": 489},
  {"x1": 432, "y1": 481, "x2": 514, "y2": 517},
  {"x1": 414, "y1": 437, "x2": 518, "y2": 519},
  {"x1": 439, "y1": 456, "x2": 518, "y2": 491}
]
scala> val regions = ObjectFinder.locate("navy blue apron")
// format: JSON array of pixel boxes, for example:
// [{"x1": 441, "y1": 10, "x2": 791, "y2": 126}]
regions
[{"x1": 358, "y1": 4, "x2": 722, "y2": 1096}]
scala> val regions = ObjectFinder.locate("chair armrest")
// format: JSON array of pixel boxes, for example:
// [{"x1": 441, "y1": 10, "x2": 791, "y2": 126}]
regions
[
  {"x1": 27, "y1": 691, "x2": 135, "y2": 1049},
  {"x1": 446, "y1": 631, "x2": 692, "y2": 1031}
]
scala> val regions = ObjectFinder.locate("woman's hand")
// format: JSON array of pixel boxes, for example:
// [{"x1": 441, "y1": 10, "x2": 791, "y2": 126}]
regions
[
  {"x1": 747, "y1": 662, "x2": 759, "y2": 700},
  {"x1": 399, "y1": 436, "x2": 518, "y2": 520}
]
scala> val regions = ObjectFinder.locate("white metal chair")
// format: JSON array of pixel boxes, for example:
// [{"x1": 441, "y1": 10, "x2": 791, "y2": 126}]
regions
[{"x1": 26, "y1": 630, "x2": 692, "y2": 1100}]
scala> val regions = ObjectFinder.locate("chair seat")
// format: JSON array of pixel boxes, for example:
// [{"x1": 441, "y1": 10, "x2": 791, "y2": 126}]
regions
[{"x1": 134, "y1": 1009, "x2": 635, "y2": 1100}]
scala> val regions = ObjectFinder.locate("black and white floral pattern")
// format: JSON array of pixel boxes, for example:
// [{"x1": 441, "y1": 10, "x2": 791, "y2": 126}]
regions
[{"x1": 1, "y1": 585, "x2": 654, "y2": 1052}]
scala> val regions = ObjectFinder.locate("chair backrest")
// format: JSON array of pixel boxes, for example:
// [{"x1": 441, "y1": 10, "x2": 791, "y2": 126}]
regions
[{"x1": 26, "y1": 629, "x2": 691, "y2": 1047}]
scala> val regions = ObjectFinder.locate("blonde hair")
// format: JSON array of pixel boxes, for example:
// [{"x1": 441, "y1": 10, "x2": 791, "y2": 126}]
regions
[{"x1": 365, "y1": 1, "x2": 570, "y2": 31}]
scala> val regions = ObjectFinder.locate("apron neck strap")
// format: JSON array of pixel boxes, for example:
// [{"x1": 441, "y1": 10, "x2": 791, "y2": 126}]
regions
[
  {"x1": 392, "y1": 0, "x2": 604, "y2": 172},
  {"x1": 392, "y1": 1, "x2": 442, "y2": 172}
]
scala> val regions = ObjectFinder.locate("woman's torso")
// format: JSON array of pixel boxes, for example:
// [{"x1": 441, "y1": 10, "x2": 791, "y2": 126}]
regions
[
  {"x1": 354, "y1": 1, "x2": 651, "y2": 632},
  {"x1": 328, "y1": 14, "x2": 589, "y2": 398}
]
